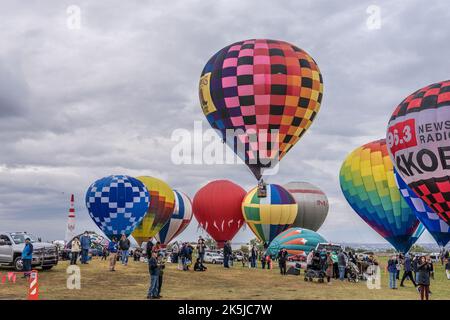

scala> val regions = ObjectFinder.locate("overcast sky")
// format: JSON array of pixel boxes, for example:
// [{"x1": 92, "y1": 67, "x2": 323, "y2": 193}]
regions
[{"x1": 1, "y1": 0, "x2": 449, "y2": 245}]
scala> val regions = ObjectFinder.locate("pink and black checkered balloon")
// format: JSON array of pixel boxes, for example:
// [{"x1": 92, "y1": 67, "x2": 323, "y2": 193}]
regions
[{"x1": 199, "y1": 39, "x2": 323, "y2": 180}]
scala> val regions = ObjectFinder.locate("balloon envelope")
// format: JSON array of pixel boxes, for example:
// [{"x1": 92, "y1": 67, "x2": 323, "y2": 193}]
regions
[
  {"x1": 154, "y1": 190, "x2": 193, "y2": 246},
  {"x1": 242, "y1": 184, "x2": 298, "y2": 244},
  {"x1": 131, "y1": 176, "x2": 175, "y2": 245},
  {"x1": 339, "y1": 139, "x2": 424, "y2": 253},
  {"x1": 394, "y1": 169, "x2": 450, "y2": 247},
  {"x1": 284, "y1": 181, "x2": 329, "y2": 231},
  {"x1": 85, "y1": 175, "x2": 149, "y2": 240},
  {"x1": 199, "y1": 39, "x2": 323, "y2": 180},
  {"x1": 193, "y1": 180, "x2": 246, "y2": 247},
  {"x1": 387, "y1": 80, "x2": 450, "y2": 226},
  {"x1": 266, "y1": 227, "x2": 327, "y2": 257}
]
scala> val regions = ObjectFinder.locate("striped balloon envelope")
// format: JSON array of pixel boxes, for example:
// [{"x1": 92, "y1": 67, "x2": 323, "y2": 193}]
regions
[
  {"x1": 131, "y1": 176, "x2": 176, "y2": 246},
  {"x1": 284, "y1": 181, "x2": 329, "y2": 231},
  {"x1": 242, "y1": 184, "x2": 298, "y2": 245},
  {"x1": 154, "y1": 190, "x2": 193, "y2": 246},
  {"x1": 339, "y1": 139, "x2": 424, "y2": 253},
  {"x1": 266, "y1": 227, "x2": 327, "y2": 257},
  {"x1": 394, "y1": 169, "x2": 450, "y2": 247}
]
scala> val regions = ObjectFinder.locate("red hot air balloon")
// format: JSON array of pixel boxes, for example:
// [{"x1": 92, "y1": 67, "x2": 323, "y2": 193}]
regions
[{"x1": 193, "y1": 180, "x2": 246, "y2": 247}]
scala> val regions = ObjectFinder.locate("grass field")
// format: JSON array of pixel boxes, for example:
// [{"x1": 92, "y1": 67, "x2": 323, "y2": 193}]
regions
[{"x1": 1, "y1": 256, "x2": 449, "y2": 300}]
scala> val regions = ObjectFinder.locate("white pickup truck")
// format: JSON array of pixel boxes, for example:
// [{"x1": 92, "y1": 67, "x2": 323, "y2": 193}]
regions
[{"x1": 0, "y1": 232, "x2": 59, "y2": 271}]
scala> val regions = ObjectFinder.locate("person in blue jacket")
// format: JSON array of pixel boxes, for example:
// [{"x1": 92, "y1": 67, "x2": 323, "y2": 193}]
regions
[
  {"x1": 22, "y1": 237, "x2": 33, "y2": 278},
  {"x1": 108, "y1": 237, "x2": 118, "y2": 271},
  {"x1": 387, "y1": 255, "x2": 398, "y2": 289},
  {"x1": 400, "y1": 254, "x2": 417, "y2": 287},
  {"x1": 80, "y1": 232, "x2": 91, "y2": 264},
  {"x1": 147, "y1": 252, "x2": 160, "y2": 299}
]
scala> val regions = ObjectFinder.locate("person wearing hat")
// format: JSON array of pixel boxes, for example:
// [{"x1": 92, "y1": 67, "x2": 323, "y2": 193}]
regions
[{"x1": 22, "y1": 237, "x2": 33, "y2": 278}]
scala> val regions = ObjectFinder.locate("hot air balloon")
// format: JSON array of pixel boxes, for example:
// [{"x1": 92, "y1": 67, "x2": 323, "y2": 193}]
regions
[
  {"x1": 199, "y1": 39, "x2": 323, "y2": 181},
  {"x1": 284, "y1": 181, "x2": 329, "y2": 231},
  {"x1": 131, "y1": 176, "x2": 176, "y2": 246},
  {"x1": 266, "y1": 227, "x2": 327, "y2": 257},
  {"x1": 339, "y1": 139, "x2": 424, "y2": 253},
  {"x1": 154, "y1": 190, "x2": 193, "y2": 246},
  {"x1": 387, "y1": 80, "x2": 450, "y2": 226},
  {"x1": 85, "y1": 175, "x2": 149, "y2": 240},
  {"x1": 394, "y1": 169, "x2": 450, "y2": 247},
  {"x1": 192, "y1": 180, "x2": 246, "y2": 247},
  {"x1": 242, "y1": 184, "x2": 298, "y2": 245}
]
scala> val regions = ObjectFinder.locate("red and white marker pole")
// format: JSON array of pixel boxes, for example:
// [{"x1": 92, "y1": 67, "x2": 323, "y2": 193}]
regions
[{"x1": 28, "y1": 270, "x2": 39, "y2": 300}]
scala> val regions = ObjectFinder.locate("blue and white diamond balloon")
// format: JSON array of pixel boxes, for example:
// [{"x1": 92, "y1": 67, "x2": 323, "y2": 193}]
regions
[{"x1": 86, "y1": 175, "x2": 150, "y2": 240}]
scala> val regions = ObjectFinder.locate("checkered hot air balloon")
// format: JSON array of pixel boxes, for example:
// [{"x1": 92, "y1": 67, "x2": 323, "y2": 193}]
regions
[
  {"x1": 266, "y1": 227, "x2": 327, "y2": 257},
  {"x1": 199, "y1": 39, "x2": 323, "y2": 180},
  {"x1": 339, "y1": 139, "x2": 424, "y2": 253},
  {"x1": 131, "y1": 176, "x2": 176, "y2": 246},
  {"x1": 85, "y1": 175, "x2": 150, "y2": 240},
  {"x1": 387, "y1": 80, "x2": 450, "y2": 227},
  {"x1": 242, "y1": 184, "x2": 298, "y2": 245},
  {"x1": 394, "y1": 169, "x2": 450, "y2": 247},
  {"x1": 154, "y1": 190, "x2": 193, "y2": 246}
]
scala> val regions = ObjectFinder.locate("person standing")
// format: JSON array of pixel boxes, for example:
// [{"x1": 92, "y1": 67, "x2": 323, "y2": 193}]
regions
[
  {"x1": 416, "y1": 256, "x2": 432, "y2": 300},
  {"x1": 101, "y1": 245, "x2": 108, "y2": 261},
  {"x1": 147, "y1": 252, "x2": 160, "y2": 299},
  {"x1": 445, "y1": 258, "x2": 450, "y2": 280},
  {"x1": 119, "y1": 234, "x2": 130, "y2": 266},
  {"x1": 326, "y1": 252, "x2": 334, "y2": 284},
  {"x1": 108, "y1": 237, "x2": 118, "y2": 271},
  {"x1": 156, "y1": 254, "x2": 165, "y2": 298},
  {"x1": 21, "y1": 237, "x2": 33, "y2": 278},
  {"x1": 387, "y1": 255, "x2": 398, "y2": 289},
  {"x1": 400, "y1": 254, "x2": 417, "y2": 287},
  {"x1": 260, "y1": 252, "x2": 266, "y2": 269},
  {"x1": 331, "y1": 251, "x2": 339, "y2": 279},
  {"x1": 70, "y1": 237, "x2": 81, "y2": 265},
  {"x1": 223, "y1": 241, "x2": 232, "y2": 268},
  {"x1": 277, "y1": 248, "x2": 288, "y2": 275},
  {"x1": 172, "y1": 241, "x2": 179, "y2": 264},
  {"x1": 80, "y1": 232, "x2": 91, "y2": 264},
  {"x1": 197, "y1": 239, "x2": 206, "y2": 264},
  {"x1": 337, "y1": 250, "x2": 347, "y2": 281},
  {"x1": 250, "y1": 245, "x2": 257, "y2": 268}
]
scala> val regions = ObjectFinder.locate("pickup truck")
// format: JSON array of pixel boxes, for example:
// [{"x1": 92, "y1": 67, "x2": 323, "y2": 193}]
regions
[{"x1": 0, "y1": 232, "x2": 59, "y2": 271}]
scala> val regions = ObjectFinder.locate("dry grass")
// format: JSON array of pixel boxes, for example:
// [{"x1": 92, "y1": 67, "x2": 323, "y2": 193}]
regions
[{"x1": 1, "y1": 257, "x2": 449, "y2": 300}]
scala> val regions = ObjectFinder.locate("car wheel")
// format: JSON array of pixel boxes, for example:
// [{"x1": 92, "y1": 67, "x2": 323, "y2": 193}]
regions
[
  {"x1": 42, "y1": 266, "x2": 53, "y2": 270},
  {"x1": 304, "y1": 277, "x2": 308, "y2": 282},
  {"x1": 14, "y1": 257, "x2": 24, "y2": 271}
]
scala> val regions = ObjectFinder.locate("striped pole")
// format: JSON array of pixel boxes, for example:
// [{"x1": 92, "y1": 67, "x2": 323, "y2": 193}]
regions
[{"x1": 28, "y1": 270, "x2": 39, "y2": 300}]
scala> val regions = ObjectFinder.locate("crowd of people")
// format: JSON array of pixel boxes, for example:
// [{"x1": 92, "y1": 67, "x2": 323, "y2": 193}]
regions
[{"x1": 62, "y1": 233, "x2": 450, "y2": 300}]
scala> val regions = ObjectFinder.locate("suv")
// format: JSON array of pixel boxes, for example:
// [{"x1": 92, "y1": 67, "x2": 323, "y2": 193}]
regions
[
  {"x1": 0, "y1": 232, "x2": 59, "y2": 271},
  {"x1": 203, "y1": 251, "x2": 224, "y2": 264}
]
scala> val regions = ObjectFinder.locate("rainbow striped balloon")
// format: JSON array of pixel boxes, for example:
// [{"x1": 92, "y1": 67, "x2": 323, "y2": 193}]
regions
[
  {"x1": 339, "y1": 139, "x2": 424, "y2": 253},
  {"x1": 242, "y1": 184, "x2": 297, "y2": 244}
]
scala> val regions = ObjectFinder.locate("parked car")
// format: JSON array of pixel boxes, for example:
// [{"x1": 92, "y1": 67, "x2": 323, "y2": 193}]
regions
[
  {"x1": 203, "y1": 251, "x2": 224, "y2": 264},
  {"x1": 315, "y1": 243, "x2": 343, "y2": 253},
  {"x1": 288, "y1": 254, "x2": 307, "y2": 262},
  {"x1": 0, "y1": 232, "x2": 59, "y2": 271}
]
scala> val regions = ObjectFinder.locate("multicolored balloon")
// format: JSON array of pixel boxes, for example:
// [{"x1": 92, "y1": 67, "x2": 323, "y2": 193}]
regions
[
  {"x1": 394, "y1": 169, "x2": 450, "y2": 247},
  {"x1": 339, "y1": 139, "x2": 424, "y2": 253},
  {"x1": 242, "y1": 184, "x2": 298, "y2": 245},
  {"x1": 387, "y1": 80, "x2": 450, "y2": 226},
  {"x1": 199, "y1": 39, "x2": 323, "y2": 180},
  {"x1": 266, "y1": 227, "x2": 327, "y2": 257},
  {"x1": 284, "y1": 181, "x2": 329, "y2": 231},
  {"x1": 85, "y1": 175, "x2": 149, "y2": 240},
  {"x1": 154, "y1": 190, "x2": 193, "y2": 246},
  {"x1": 193, "y1": 180, "x2": 246, "y2": 247},
  {"x1": 131, "y1": 176, "x2": 175, "y2": 245}
]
